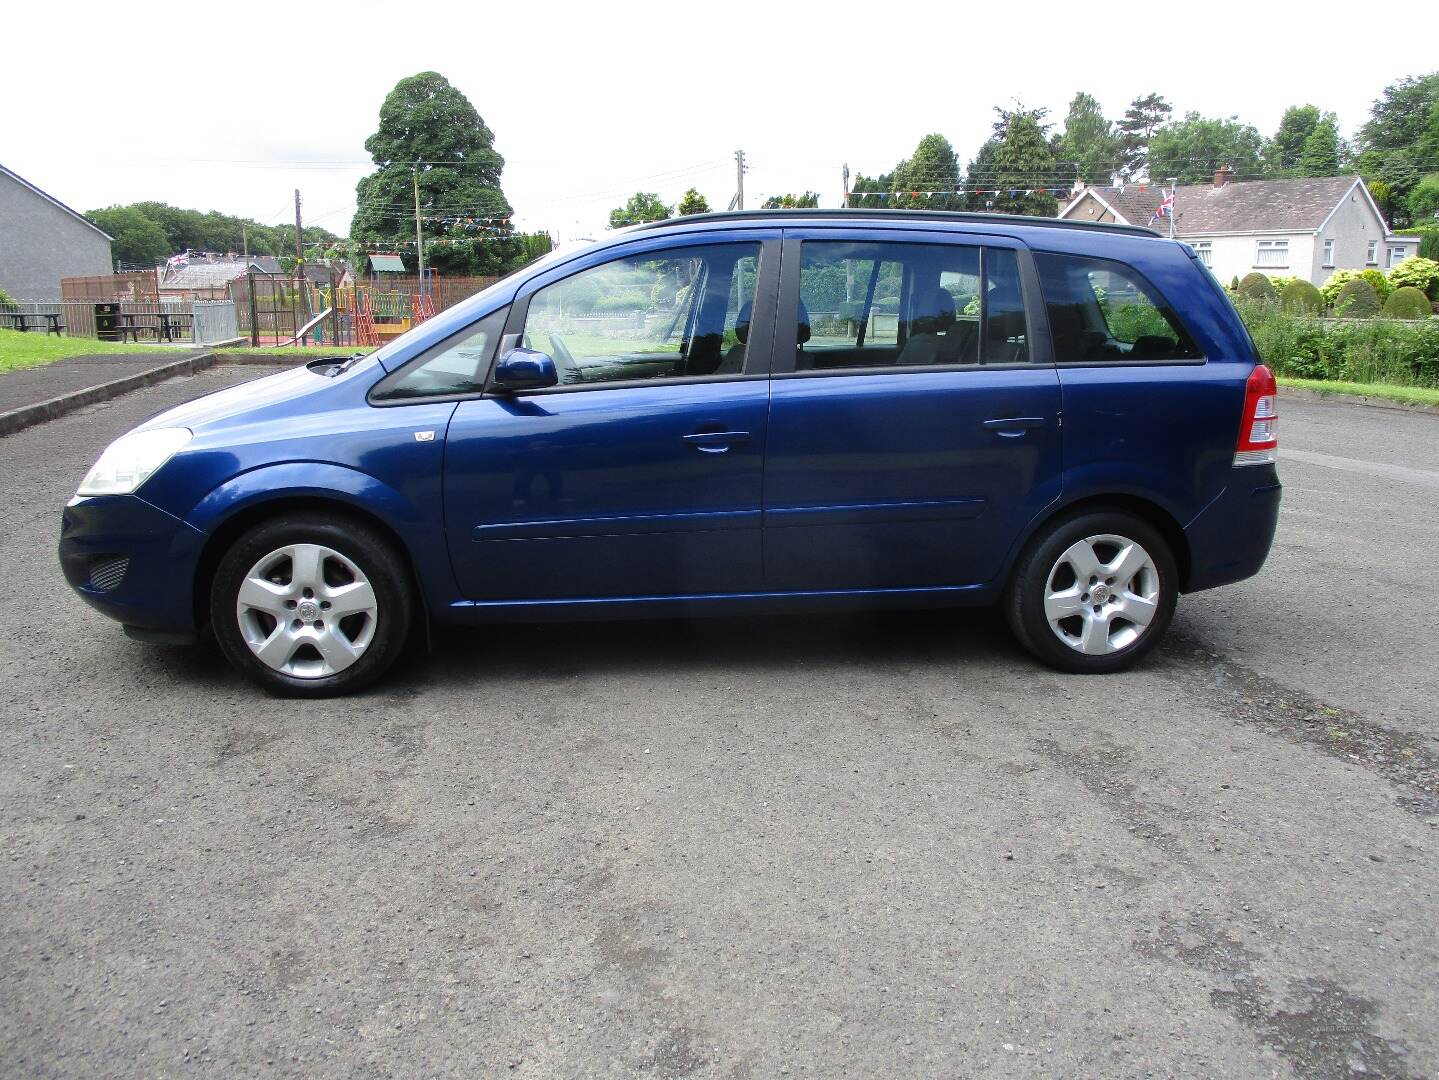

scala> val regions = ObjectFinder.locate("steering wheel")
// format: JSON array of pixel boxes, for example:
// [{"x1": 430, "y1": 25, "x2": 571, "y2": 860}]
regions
[{"x1": 546, "y1": 333, "x2": 582, "y2": 384}]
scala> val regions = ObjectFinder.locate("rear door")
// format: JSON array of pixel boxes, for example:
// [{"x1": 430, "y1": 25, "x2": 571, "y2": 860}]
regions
[
  {"x1": 442, "y1": 232, "x2": 780, "y2": 602},
  {"x1": 762, "y1": 230, "x2": 1063, "y2": 592}
]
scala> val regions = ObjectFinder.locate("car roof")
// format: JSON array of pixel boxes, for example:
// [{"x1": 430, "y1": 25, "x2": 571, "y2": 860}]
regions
[{"x1": 621, "y1": 208, "x2": 1161, "y2": 241}]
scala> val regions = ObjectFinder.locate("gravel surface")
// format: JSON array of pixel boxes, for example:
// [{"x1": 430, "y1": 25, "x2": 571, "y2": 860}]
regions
[{"x1": 2, "y1": 370, "x2": 1435, "y2": 1079}]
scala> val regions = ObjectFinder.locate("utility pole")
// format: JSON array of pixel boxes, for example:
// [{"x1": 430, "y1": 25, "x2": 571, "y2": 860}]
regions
[
  {"x1": 734, "y1": 149, "x2": 746, "y2": 211},
  {"x1": 241, "y1": 224, "x2": 248, "y2": 258},
  {"x1": 413, "y1": 168, "x2": 425, "y2": 299},
  {"x1": 842, "y1": 163, "x2": 850, "y2": 209},
  {"x1": 1167, "y1": 176, "x2": 1178, "y2": 239},
  {"x1": 293, "y1": 189, "x2": 304, "y2": 266}
]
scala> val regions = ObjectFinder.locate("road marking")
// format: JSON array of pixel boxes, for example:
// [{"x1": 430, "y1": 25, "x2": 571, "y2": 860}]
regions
[{"x1": 1281, "y1": 448, "x2": 1439, "y2": 490}]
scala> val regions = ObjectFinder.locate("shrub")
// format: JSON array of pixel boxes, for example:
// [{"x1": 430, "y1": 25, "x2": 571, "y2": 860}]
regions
[
  {"x1": 1389, "y1": 256, "x2": 1439, "y2": 300},
  {"x1": 1333, "y1": 278, "x2": 1380, "y2": 317},
  {"x1": 0, "y1": 286, "x2": 16, "y2": 311},
  {"x1": 1321, "y1": 268, "x2": 1362, "y2": 306},
  {"x1": 1360, "y1": 269, "x2": 1393, "y2": 304},
  {"x1": 1237, "y1": 272, "x2": 1276, "y2": 301},
  {"x1": 1230, "y1": 275, "x2": 1240, "y2": 292},
  {"x1": 1420, "y1": 232, "x2": 1439, "y2": 261},
  {"x1": 1280, "y1": 279, "x2": 1324, "y2": 314},
  {"x1": 1235, "y1": 298, "x2": 1439, "y2": 386},
  {"x1": 1267, "y1": 275, "x2": 1296, "y2": 294},
  {"x1": 1382, "y1": 286, "x2": 1433, "y2": 320}
]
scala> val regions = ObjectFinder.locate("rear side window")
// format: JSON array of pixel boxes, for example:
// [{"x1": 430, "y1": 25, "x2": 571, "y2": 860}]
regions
[{"x1": 1034, "y1": 252, "x2": 1200, "y2": 363}]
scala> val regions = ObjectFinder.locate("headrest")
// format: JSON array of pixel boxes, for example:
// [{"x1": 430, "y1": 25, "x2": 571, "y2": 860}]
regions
[
  {"x1": 910, "y1": 287, "x2": 957, "y2": 336},
  {"x1": 797, "y1": 300, "x2": 811, "y2": 344},
  {"x1": 733, "y1": 301, "x2": 752, "y2": 345}
]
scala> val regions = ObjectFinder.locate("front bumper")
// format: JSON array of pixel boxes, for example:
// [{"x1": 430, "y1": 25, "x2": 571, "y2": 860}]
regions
[
  {"x1": 59, "y1": 494, "x2": 208, "y2": 640},
  {"x1": 1182, "y1": 463, "x2": 1282, "y2": 593}
]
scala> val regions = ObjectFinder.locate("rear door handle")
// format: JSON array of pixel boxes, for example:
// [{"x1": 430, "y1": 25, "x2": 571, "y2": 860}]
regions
[
  {"x1": 983, "y1": 416, "x2": 1049, "y2": 438},
  {"x1": 683, "y1": 430, "x2": 751, "y2": 454}
]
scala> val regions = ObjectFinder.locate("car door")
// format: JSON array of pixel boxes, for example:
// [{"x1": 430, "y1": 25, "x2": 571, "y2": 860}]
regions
[
  {"x1": 762, "y1": 230, "x2": 1063, "y2": 592},
  {"x1": 443, "y1": 232, "x2": 780, "y2": 602}
]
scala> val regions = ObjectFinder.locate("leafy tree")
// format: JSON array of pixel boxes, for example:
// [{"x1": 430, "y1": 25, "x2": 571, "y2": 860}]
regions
[
  {"x1": 760, "y1": 192, "x2": 821, "y2": 209},
  {"x1": 1266, "y1": 105, "x2": 1321, "y2": 176},
  {"x1": 891, "y1": 134, "x2": 964, "y2": 210},
  {"x1": 1407, "y1": 174, "x2": 1439, "y2": 222},
  {"x1": 986, "y1": 110, "x2": 1059, "y2": 216},
  {"x1": 1357, "y1": 72, "x2": 1439, "y2": 228},
  {"x1": 1296, "y1": 114, "x2": 1343, "y2": 177},
  {"x1": 676, "y1": 188, "x2": 710, "y2": 216},
  {"x1": 847, "y1": 171, "x2": 892, "y2": 209},
  {"x1": 608, "y1": 192, "x2": 670, "y2": 228},
  {"x1": 1115, "y1": 93, "x2": 1173, "y2": 179},
  {"x1": 1058, "y1": 92, "x2": 1119, "y2": 187},
  {"x1": 86, "y1": 206, "x2": 170, "y2": 269},
  {"x1": 1148, "y1": 113, "x2": 1265, "y2": 185},
  {"x1": 350, "y1": 71, "x2": 516, "y2": 275},
  {"x1": 1420, "y1": 232, "x2": 1439, "y2": 261}
]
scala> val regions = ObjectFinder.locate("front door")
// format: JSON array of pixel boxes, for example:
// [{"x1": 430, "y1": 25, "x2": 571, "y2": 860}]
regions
[
  {"x1": 762, "y1": 232, "x2": 1063, "y2": 592},
  {"x1": 444, "y1": 235, "x2": 779, "y2": 602}
]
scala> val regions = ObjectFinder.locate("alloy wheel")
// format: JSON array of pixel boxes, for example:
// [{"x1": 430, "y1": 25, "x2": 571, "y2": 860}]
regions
[{"x1": 1042, "y1": 533, "x2": 1160, "y2": 656}]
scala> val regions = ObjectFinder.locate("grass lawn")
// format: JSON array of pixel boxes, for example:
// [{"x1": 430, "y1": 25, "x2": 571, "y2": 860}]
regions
[
  {"x1": 0, "y1": 328, "x2": 169, "y2": 374},
  {"x1": 1278, "y1": 377, "x2": 1439, "y2": 408}
]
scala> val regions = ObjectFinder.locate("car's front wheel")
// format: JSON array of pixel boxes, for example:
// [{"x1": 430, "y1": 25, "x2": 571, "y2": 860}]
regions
[
  {"x1": 1005, "y1": 510, "x2": 1178, "y2": 674},
  {"x1": 210, "y1": 514, "x2": 413, "y2": 696}
]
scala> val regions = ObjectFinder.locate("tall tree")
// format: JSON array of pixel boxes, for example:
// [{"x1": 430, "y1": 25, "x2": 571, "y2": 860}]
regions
[
  {"x1": 1266, "y1": 105, "x2": 1321, "y2": 176},
  {"x1": 1148, "y1": 113, "x2": 1265, "y2": 185},
  {"x1": 760, "y1": 192, "x2": 821, "y2": 208},
  {"x1": 1356, "y1": 72, "x2": 1439, "y2": 227},
  {"x1": 986, "y1": 110, "x2": 1060, "y2": 216},
  {"x1": 608, "y1": 192, "x2": 670, "y2": 228},
  {"x1": 1058, "y1": 92, "x2": 1119, "y2": 186},
  {"x1": 891, "y1": 133, "x2": 964, "y2": 210},
  {"x1": 350, "y1": 72, "x2": 516, "y2": 275},
  {"x1": 86, "y1": 206, "x2": 170, "y2": 269},
  {"x1": 846, "y1": 171, "x2": 892, "y2": 208},
  {"x1": 676, "y1": 188, "x2": 710, "y2": 216},
  {"x1": 1115, "y1": 93, "x2": 1173, "y2": 179},
  {"x1": 1296, "y1": 114, "x2": 1343, "y2": 177}
]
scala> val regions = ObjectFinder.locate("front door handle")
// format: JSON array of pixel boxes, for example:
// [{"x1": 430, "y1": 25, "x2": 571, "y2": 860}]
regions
[
  {"x1": 983, "y1": 417, "x2": 1049, "y2": 438},
  {"x1": 683, "y1": 430, "x2": 751, "y2": 454}
]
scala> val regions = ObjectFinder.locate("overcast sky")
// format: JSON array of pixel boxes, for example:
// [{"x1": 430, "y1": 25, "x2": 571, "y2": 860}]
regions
[{"x1": 5, "y1": 1, "x2": 1435, "y2": 245}]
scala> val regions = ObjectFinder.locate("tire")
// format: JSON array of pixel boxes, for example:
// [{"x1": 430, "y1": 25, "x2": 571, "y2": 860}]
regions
[
  {"x1": 210, "y1": 513, "x2": 414, "y2": 697},
  {"x1": 1004, "y1": 509, "x2": 1178, "y2": 674}
]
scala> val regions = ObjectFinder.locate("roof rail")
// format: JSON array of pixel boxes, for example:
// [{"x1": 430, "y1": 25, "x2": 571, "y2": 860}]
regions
[{"x1": 626, "y1": 207, "x2": 1160, "y2": 239}]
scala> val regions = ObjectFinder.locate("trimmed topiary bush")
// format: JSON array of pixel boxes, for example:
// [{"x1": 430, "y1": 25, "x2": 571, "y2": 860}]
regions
[
  {"x1": 1280, "y1": 279, "x2": 1324, "y2": 314},
  {"x1": 1382, "y1": 286, "x2": 1433, "y2": 320},
  {"x1": 1321, "y1": 269, "x2": 1362, "y2": 307},
  {"x1": 1388, "y1": 256, "x2": 1439, "y2": 300},
  {"x1": 1230, "y1": 275, "x2": 1240, "y2": 291},
  {"x1": 1360, "y1": 269, "x2": 1393, "y2": 304},
  {"x1": 1332, "y1": 278, "x2": 1380, "y2": 318},
  {"x1": 1238, "y1": 272, "x2": 1277, "y2": 301}
]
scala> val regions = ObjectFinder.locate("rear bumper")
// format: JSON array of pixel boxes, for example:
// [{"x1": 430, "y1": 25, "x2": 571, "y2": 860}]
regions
[
  {"x1": 59, "y1": 494, "x2": 207, "y2": 639},
  {"x1": 1182, "y1": 464, "x2": 1281, "y2": 593}
]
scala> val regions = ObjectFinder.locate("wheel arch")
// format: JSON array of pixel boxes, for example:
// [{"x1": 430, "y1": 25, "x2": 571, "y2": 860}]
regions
[{"x1": 1008, "y1": 493, "x2": 1193, "y2": 593}]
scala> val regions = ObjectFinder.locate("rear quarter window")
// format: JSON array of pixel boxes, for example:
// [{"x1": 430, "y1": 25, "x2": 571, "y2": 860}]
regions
[{"x1": 1034, "y1": 252, "x2": 1200, "y2": 363}]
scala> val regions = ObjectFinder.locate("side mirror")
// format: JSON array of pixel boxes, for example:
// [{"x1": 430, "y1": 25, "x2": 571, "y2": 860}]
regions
[{"x1": 492, "y1": 348, "x2": 558, "y2": 392}]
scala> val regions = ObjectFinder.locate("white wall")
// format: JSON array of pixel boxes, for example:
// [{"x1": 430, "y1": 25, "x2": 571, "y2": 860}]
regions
[
  {"x1": 1195, "y1": 233, "x2": 1315, "y2": 286},
  {"x1": 1312, "y1": 187, "x2": 1388, "y2": 284}
]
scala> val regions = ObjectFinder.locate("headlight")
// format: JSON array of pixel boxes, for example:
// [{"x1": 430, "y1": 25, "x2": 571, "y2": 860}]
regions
[{"x1": 76, "y1": 428, "x2": 192, "y2": 497}]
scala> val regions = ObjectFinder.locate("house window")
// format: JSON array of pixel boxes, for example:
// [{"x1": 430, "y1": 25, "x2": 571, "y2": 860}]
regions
[
  {"x1": 1192, "y1": 241, "x2": 1213, "y2": 268},
  {"x1": 1387, "y1": 246, "x2": 1410, "y2": 269},
  {"x1": 1255, "y1": 239, "x2": 1289, "y2": 268},
  {"x1": 1366, "y1": 241, "x2": 1378, "y2": 265},
  {"x1": 1322, "y1": 239, "x2": 1335, "y2": 267}
]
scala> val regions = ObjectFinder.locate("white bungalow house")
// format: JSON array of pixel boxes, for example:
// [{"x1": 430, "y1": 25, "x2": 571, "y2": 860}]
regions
[{"x1": 1057, "y1": 170, "x2": 1420, "y2": 286}]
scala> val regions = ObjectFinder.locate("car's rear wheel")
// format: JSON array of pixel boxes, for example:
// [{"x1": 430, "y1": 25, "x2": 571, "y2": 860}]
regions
[
  {"x1": 210, "y1": 514, "x2": 412, "y2": 696},
  {"x1": 1005, "y1": 510, "x2": 1177, "y2": 674}
]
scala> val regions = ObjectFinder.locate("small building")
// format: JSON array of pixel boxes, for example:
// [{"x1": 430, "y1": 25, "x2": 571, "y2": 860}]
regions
[
  {"x1": 1058, "y1": 171, "x2": 1421, "y2": 286},
  {"x1": 0, "y1": 162, "x2": 114, "y2": 300},
  {"x1": 158, "y1": 255, "x2": 282, "y2": 299}
]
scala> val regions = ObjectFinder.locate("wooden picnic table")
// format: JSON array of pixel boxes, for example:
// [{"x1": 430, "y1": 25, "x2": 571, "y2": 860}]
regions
[
  {"x1": 0, "y1": 311, "x2": 65, "y2": 336},
  {"x1": 117, "y1": 311, "x2": 193, "y2": 343}
]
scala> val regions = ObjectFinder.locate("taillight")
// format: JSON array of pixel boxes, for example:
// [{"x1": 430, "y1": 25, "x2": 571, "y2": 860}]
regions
[{"x1": 1234, "y1": 364, "x2": 1278, "y2": 466}]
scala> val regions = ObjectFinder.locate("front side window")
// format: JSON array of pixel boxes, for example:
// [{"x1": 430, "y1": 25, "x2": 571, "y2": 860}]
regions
[
  {"x1": 1255, "y1": 239, "x2": 1289, "y2": 267},
  {"x1": 794, "y1": 241, "x2": 1030, "y2": 370},
  {"x1": 371, "y1": 307, "x2": 506, "y2": 401},
  {"x1": 1034, "y1": 252, "x2": 1200, "y2": 363},
  {"x1": 520, "y1": 243, "x2": 760, "y2": 385},
  {"x1": 1322, "y1": 239, "x2": 1335, "y2": 267}
]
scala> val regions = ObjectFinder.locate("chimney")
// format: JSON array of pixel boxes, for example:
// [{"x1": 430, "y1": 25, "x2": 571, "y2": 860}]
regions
[{"x1": 1214, "y1": 164, "x2": 1233, "y2": 188}]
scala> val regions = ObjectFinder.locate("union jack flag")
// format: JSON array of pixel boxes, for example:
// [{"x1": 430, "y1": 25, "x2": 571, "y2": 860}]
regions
[{"x1": 1149, "y1": 190, "x2": 1175, "y2": 226}]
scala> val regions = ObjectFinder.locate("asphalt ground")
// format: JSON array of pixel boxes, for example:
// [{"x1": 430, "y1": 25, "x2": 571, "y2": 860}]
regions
[
  {"x1": 0, "y1": 353, "x2": 205, "y2": 415},
  {"x1": 2, "y1": 367, "x2": 1436, "y2": 1079}
]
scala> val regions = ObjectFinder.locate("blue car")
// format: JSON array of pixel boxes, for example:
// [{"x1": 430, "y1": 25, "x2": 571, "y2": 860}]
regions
[{"x1": 60, "y1": 210, "x2": 1281, "y2": 695}]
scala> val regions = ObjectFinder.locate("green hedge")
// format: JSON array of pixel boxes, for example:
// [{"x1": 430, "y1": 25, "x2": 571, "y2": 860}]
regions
[{"x1": 1236, "y1": 298, "x2": 1439, "y2": 387}]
